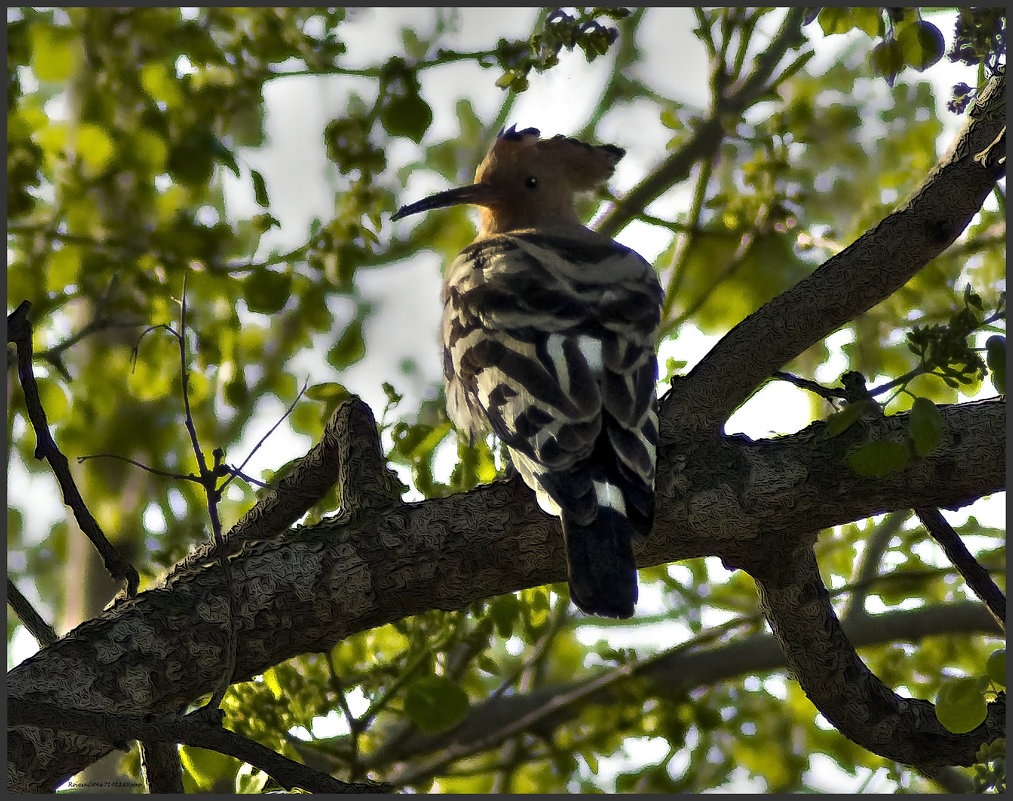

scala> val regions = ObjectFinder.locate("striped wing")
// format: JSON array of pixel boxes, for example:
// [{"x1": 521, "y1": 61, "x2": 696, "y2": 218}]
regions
[{"x1": 441, "y1": 231, "x2": 662, "y2": 526}]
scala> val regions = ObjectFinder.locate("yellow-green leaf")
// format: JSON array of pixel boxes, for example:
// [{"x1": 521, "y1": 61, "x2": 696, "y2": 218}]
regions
[
  {"x1": 306, "y1": 382, "x2": 351, "y2": 403},
  {"x1": 987, "y1": 649, "x2": 1006, "y2": 688},
  {"x1": 403, "y1": 675, "x2": 470, "y2": 734},
  {"x1": 935, "y1": 676, "x2": 988, "y2": 733},
  {"x1": 76, "y1": 122, "x2": 115, "y2": 177},
  {"x1": 897, "y1": 20, "x2": 945, "y2": 72},
  {"x1": 29, "y1": 23, "x2": 76, "y2": 83},
  {"x1": 44, "y1": 245, "x2": 83, "y2": 293},
  {"x1": 140, "y1": 62, "x2": 183, "y2": 106},
  {"x1": 908, "y1": 397, "x2": 942, "y2": 456},
  {"x1": 824, "y1": 400, "x2": 868, "y2": 438},
  {"x1": 986, "y1": 335, "x2": 1005, "y2": 394},
  {"x1": 847, "y1": 440, "x2": 910, "y2": 477}
]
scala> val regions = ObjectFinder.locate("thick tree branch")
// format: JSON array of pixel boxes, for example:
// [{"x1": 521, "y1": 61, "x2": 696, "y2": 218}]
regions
[
  {"x1": 7, "y1": 392, "x2": 1002, "y2": 790},
  {"x1": 649, "y1": 398, "x2": 1005, "y2": 571},
  {"x1": 664, "y1": 69, "x2": 1006, "y2": 434},
  {"x1": 753, "y1": 541, "x2": 1004, "y2": 769},
  {"x1": 170, "y1": 397, "x2": 403, "y2": 574}
]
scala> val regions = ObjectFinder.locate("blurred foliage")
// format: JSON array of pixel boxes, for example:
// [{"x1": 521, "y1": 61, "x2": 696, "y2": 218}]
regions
[{"x1": 6, "y1": 6, "x2": 1005, "y2": 794}]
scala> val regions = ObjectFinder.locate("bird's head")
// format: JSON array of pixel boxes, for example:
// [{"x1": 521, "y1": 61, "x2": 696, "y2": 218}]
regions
[{"x1": 392, "y1": 126, "x2": 625, "y2": 236}]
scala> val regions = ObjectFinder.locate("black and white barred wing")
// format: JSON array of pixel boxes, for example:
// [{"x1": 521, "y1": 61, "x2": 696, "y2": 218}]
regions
[{"x1": 441, "y1": 231, "x2": 662, "y2": 529}]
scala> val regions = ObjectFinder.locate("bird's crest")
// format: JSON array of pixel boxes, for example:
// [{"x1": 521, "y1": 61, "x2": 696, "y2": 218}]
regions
[{"x1": 484, "y1": 125, "x2": 625, "y2": 191}]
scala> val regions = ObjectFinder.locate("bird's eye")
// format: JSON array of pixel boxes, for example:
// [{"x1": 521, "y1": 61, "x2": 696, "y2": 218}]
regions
[{"x1": 525, "y1": 176, "x2": 538, "y2": 188}]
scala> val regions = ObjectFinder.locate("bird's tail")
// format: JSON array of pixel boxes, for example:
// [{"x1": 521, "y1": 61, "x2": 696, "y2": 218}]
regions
[{"x1": 562, "y1": 507, "x2": 640, "y2": 618}]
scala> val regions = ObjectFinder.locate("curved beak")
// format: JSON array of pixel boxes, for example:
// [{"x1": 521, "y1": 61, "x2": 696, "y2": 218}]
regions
[{"x1": 391, "y1": 182, "x2": 502, "y2": 220}]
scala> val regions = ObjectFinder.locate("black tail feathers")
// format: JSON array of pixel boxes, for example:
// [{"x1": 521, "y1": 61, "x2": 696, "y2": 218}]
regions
[{"x1": 562, "y1": 507, "x2": 639, "y2": 619}]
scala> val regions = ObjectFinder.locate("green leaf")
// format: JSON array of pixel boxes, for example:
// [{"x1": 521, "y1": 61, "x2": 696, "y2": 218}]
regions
[
  {"x1": 29, "y1": 23, "x2": 76, "y2": 83},
  {"x1": 380, "y1": 94, "x2": 433, "y2": 143},
  {"x1": 75, "y1": 122, "x2": 115, "y2": 177},
  {"x1": 181, "y1": 744, "x2": 237, "y2": 792},
  {"x1": 328, "y1": 319, "x2": 366, "y2": 368},
  {"x1": 897, "y1": 20, "x2": 945, "y2": 72},
  {"x1": 403, "y1": 675, "x2": 470, "y2": 734},
  {"x1": 210, "y1": 135, "x2": 241, "y2": 178},
  {"x1": 489, "y1": 594, "x2": 521, "y2": 638},
  {"x1": 44, "y1": 245, "x2": 83, "y2": 293},
  {"x1": 140, "y1": 62, "x2": 183, "y2": 106},
  {"x1": 870, "y1": 40, "x2": 904, "y2": 86},
  {"x1": 847, "y1": 441, "x2": 910, "y2": 477},
  {"x1": 306, "y1": 382, "x2": 351, "y2": 403},
  {"x1": 262, "y1": 667, "x2": 284, "y2": 699},
  {"x1": 935, "y1": 676, "x2": 988, "y2": 733},
  {"x1": 817, "y1": 8, "x2": 855, "y2": 36},
  {"x1": 251, "y1": 169, "x2": 270, "y2": 207},
  {"x1": 986, "y1": 335, "x2": 1005, "y2": 394},
  {"x1": 907, "y1": 397, "x2": 942, "y2": 456},
  {"x1": 824, "y1": 400, "x2": 868, "y2": 438},
  {"x1": 987, "y1": 649, "x2": 1006, "y2": 688},
  {"x1": 243, "y1": 269, "x2": 292, "y2": 314},
  {"x1": 251, "y1": 212, "x2": 280, "y2": 233},
  {"x1": 850, "y1": 8, "x2": 885, "y2": 38}
]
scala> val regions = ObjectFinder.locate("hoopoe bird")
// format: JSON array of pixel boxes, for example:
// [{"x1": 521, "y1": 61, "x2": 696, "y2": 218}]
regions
[{"x1": 392, "y1": 126, "x2": 663, "y2": 618}]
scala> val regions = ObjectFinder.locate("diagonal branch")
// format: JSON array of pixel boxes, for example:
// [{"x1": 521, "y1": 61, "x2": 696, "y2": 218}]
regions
[
  {"x1": 7, "y1": 301, "x2": 140, "y2": 595},
  {"x1": 915, "y1": 507, "x2": 1006, "y2": 632},
  {"x1": 7, "y1": 700, "x2": 389, "y2": 793},
  {"x1": 752, "y1": 538, "x2": 1004, "y2": 769},
  {"x1": 663, "y1": 69, "x2": 1007, "y2": 435},
  {"x1": 597, "y1": 8, "x2": 810, "y2": 238},
  {"x1": 169, "y1": 396, "x2": 403, "y2": 576}
]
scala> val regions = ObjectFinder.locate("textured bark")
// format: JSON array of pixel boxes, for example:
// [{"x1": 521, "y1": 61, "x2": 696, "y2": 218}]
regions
[
  {"x1": 754, "y1": 542, "x2": 1003, "y2": 769},
  {"x1": 7, "y1": 69, "x2": 1006, "y2": 793},
  {"x1": 6, "y1": 395, "x2": 1004, "y2": 790}
]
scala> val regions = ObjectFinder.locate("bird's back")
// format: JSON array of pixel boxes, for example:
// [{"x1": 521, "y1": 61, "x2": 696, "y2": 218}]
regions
[{"x1": 441, "y1": 228, "x2": 662, "y2": 617}]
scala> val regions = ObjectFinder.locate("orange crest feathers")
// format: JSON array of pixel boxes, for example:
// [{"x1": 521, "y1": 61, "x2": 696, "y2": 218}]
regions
[{"x1": 482, "y1": 125, "x2": 625, "y2": 191}]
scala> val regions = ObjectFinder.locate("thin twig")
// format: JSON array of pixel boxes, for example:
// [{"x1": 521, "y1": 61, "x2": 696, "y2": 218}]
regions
[
  {"x1": 219, "y1": 379, "x2": 308, "y2": 494},
  {"x1": 171, "y1": 280, "x2": 238, "y2": 710},
  {"x1": 77, "y1": 453, "x2": 200, "y2": 482},
  {"x1": 7, "y1": 301, "x2": 140, "y2": 596},
  {"x1": 772, "y1": 371, "x2": 847, "y2": 402},
  {"x1": 840, "y1": 512, "x2": 908, "y2": 622}
]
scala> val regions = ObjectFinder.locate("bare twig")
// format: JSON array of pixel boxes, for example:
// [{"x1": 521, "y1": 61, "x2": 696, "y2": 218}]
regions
[
  {"x1": 840, "y1": 511, "x2": 908, "y2": 622},
  {"x1": 7, "y1": 301, "x2": 140, "y2": 596},
  {"x1": 219, "y1": 380, "x2": 308, "y2": 494},
  {"x1": 77, "y1": 453, "x2": 200, "y2": 482},
  {"x1": 173, "y1": 281, "x2": 237, "y2": 710},
  {"x1": 772, "y1": 370, "x2": 847, "y2": 403}
]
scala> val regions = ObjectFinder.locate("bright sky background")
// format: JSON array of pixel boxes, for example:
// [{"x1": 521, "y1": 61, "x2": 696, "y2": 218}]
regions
[{"x1": 9, "y1": 8, "x2": 1004, "y2": 794}]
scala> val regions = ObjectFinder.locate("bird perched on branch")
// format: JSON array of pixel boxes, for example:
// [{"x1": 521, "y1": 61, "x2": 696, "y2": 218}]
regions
[{"x1": 392, "y1": 125, "x2": 663, "y2": 618}]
